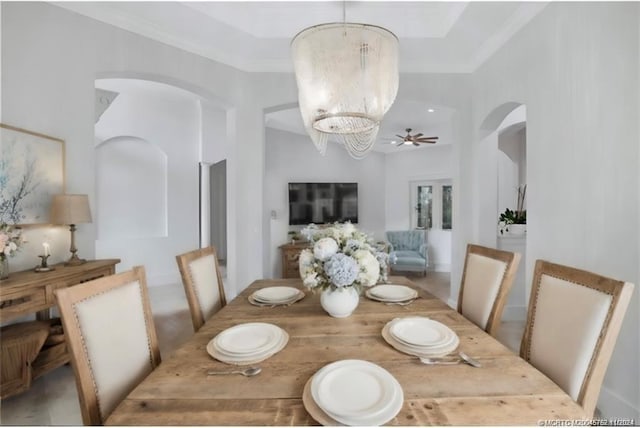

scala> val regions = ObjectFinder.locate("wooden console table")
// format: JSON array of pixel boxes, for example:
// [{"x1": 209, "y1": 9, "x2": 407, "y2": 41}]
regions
[{"x1": 0, "y1": 259, "x2": 120, "y2": 380}]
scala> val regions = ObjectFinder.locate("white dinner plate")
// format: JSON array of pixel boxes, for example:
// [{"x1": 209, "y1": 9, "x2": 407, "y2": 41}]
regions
[
  {"x1": 253, "y1": 286, "x2": 301, "y2": 303},
  {"x1": 310, "y1": 360, "x2": 403, "y2": 426},
  {"x1": 214, "y1": 323, "x2": 282, "y2": 355},
  {"x1": 390, "y1": 329, "x2": 457, "y2": 352},
  {"x1": 382, "y1": 320, "x2": 460, "y2": 358},
  {"x1": 208, "y1": 328, "x2": 287, "y2": 363},
  {"x1": 389, "y1": 317, "x2": 453, "y2": 347},
  {"x1": 368, "y1": 284, "x2": 418, "y2": 302}
]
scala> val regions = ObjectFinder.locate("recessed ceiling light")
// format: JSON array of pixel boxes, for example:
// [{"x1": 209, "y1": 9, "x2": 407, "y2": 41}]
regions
[{"x1": 427, "y1": 108, "x2": 435, "y2": 113}]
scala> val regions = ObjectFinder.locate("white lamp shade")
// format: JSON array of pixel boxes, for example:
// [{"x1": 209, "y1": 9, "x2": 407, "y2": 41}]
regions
[{"x1": 50, "y1": 194, "x2": 92, "y2": 225}]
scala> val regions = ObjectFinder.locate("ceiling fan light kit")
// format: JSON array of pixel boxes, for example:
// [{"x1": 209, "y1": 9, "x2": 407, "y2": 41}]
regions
[
  {"x1": 393, "y1": 128, "x2": 439, "y2": 148},
  {"x1": 291, "y1": 22, "x2": 399, "y2": 159}
]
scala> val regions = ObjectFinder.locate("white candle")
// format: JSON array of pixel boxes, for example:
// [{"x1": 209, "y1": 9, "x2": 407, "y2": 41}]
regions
[{"x1": 43, "y1": 242, "x2": 50, "y2": 256}]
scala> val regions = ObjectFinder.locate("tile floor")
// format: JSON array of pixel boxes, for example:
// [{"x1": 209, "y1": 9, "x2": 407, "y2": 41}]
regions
[{"x1": 0, "y1": 272, "x2": 525, "y2": 425}]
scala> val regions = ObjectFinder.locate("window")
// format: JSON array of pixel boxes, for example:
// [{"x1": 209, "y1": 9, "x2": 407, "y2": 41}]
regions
[
  {"x1": 442, "y1": 185, "x2": 452, "y2": 230},
  {"x1": 410, "y1": 180, "x2": 452, "y2": 230},
  {"x1": 416, "y1": 185, "x2": 432, "y2": 229}
]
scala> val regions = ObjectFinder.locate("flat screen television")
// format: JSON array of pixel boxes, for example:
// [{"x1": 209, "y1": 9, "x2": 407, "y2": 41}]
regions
[{"x1": 288, "y1": 182, "x2": 358, "y2": 225}]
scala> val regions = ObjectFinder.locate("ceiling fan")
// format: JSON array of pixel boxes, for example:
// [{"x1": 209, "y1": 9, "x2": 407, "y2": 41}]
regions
[{"x1": 390, "y1": 128, "x2": 439, "y2": 147}]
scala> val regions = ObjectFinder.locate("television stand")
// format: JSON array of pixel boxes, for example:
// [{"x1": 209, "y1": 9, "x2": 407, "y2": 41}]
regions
[{"x1": 279, "y1": 242, "x2": 310, "y2": 278}]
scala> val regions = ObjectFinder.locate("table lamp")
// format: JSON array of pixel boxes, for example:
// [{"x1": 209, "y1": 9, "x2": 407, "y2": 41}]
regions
[{"x1": 50, "y1": 194, "x2": 92, "y2": 266}]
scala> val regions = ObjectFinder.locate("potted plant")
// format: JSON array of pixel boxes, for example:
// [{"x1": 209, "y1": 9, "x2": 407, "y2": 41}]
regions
[
  {"x1": 499, "y1": 185, "x2": 526, "y2": 235},
  {"x1": 287, "y1": 230, "x2": 299, "y2": 244}
]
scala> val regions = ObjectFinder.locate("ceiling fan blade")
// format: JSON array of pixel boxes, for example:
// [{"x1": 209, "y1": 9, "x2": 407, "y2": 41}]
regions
[
  {"x1": 395, "y1": 134, "x2": 405, "y2": 139},
  {"x1": 415, "y1": 138, "x2": 437, "y2": 143},
  {"x1": 413, "y1": 142, "x2": 419, "y2": 147},
  {"x1": 416, "y1": 136, "x2": 438, "y2": 140},
  {"x1": 413, "y1": 133, "x2": 423, "y2": 138}
]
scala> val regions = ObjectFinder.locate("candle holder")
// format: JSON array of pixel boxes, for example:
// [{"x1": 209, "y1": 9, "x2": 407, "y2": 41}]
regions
[{"x1": 34, "y1": 254, "x2": 55, "y2": 272}]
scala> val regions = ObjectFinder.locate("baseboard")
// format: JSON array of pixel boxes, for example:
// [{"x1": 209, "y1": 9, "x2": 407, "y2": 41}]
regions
[
  {"x1": 148, "y1": 272, "x2": 181, "y2": 287},
  {"x1": 502, "y1": 305, "x2": 527, "y2": 321},
  {"x1": 447, "y1": 297, "x2": 457, "y2": 310},
  {"x1": 597, "y1": 385, "x2": 640, "y2": 420}
]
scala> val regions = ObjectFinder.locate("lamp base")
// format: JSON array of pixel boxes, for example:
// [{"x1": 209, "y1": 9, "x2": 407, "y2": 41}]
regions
[{"x1": 65, "y1": 254, "x2": 87, "y2": 266}]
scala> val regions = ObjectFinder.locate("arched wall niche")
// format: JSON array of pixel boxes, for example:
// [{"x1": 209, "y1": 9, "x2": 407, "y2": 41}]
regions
[{"x1": 96, "y1": 136, "x2": 168, "y2": 240}]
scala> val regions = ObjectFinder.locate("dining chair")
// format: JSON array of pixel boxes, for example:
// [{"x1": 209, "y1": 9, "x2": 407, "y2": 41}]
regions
[
  {"x1": 55, "y1": 266, "x2": 161, "y2": 425},
  {"x1": 176, "y1": 246, "x2": 227, "y2": 331},
  {"x1": 457, "y1": 244, "x2": 521, "y2": 336},
  {"x1": 520, "y1": 260, "x2": 634, "y2": 417}
]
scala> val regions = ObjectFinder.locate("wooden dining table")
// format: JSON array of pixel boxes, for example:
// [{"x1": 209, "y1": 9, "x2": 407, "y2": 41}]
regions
[{"x1": 106, "y1": 276, "x2": 586, "y2": 425}]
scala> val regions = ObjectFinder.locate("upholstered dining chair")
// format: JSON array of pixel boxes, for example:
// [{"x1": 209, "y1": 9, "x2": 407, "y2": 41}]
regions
[
  {"x1": 176, "y1": 246, "x2": 227, "y2": 331},
  {"x1": 457, "y1": 244, "x2": 521, "y2": 336},
  {"x1": 521, "y1": 260, "x2": 634, "y2": 417},
  {"x1": 54, "y1": 266, "x2": 161, "y2": 425}
]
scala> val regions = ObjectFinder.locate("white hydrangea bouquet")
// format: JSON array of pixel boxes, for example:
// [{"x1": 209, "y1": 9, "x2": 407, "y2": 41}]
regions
[{"x1": 298, "y1": 222, "x2": 389, "y2": 293}]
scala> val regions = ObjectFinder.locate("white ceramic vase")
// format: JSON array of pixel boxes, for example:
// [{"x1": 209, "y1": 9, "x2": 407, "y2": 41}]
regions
[
  {"x1": 320, "y1": 287, "x2": 359, "y2": 318},
  {"x1": 508, "y1": 224, "x2": 526, "y2": 235}
]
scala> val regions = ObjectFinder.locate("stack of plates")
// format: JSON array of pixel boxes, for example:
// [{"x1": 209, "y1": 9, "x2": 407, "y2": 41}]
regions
[
  {"x1": 207, "y1": 322, "x2": 289, "y2": 365},
  {"x1": 303, "y1": 360, "x2": 404, "y2": 426},
  {"x1": 382, "y1": 317, "x2": 459, "y2": 358},
  {"x1": 248, "y1": 286, "x2": 305, "y2": 306},
  {"x1": 365, "y1": 284, "x2": 418, "y2": 303}
]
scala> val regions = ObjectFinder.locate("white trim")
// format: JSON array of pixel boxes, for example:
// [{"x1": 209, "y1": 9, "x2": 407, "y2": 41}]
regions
[
  {"x1": 598, "y1": 385, "x2": 640, "y2": 420},
  {"x1": 447, "y1": 297, "x2": 457, "y2": 311}
]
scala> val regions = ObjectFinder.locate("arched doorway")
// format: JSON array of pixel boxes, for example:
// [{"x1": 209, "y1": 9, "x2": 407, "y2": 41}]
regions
[
  {"x1": 475, "y1": 103, "x2": 528, "y2": 321},
  {"x1": 94, "y1": 78, "x2": 228, "y2": 287}
]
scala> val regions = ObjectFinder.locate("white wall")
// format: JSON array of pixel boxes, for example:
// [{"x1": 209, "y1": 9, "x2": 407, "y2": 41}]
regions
[
  {"x1": 264, "y1": 127, "x2": 386, "y2": 278},
  {"x1": 1, "y1": 2, "x2": 299, "y2": 297},
  {"x1": 200, "y1": 101, "x2": 227, "y2": 256},
  {"x1": 471, "y1": 2, "x2": 639, "y2": 418},
  {"x1": 96, "y1": 136, "x2": 168, "y2": 239},
  {"x1": 385, "y1": 145, "x2": 454, "y2": 271},
  {"x1": 201, "y1": 101, "x2": 227, "y2": 165},
  {"x1": 94, "y1": 80, "x2": 201, "y2": 285},
  {"x1": 498, "y1": 127, "x2": 526, "y2": 213}
]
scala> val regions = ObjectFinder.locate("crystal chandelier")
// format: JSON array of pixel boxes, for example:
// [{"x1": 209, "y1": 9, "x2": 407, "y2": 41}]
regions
[{"x1": 291, "y1": 22, "x2": 399, "y2": 159}]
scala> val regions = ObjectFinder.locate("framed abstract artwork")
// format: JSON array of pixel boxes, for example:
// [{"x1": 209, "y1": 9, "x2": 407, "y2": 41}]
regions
[{"x1": 0, "y1": 124, "x2": 65, "y2": 225}]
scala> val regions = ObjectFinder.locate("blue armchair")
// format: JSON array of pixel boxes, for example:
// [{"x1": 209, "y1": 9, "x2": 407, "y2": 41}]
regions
[{"x1": 386, "y1": 230, "x2": 428, "y2": 275}]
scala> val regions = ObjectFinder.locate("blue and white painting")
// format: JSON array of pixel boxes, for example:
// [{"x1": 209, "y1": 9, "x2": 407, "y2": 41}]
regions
[{"x1": 0, "y1": 125, "x2": 64, "y2": 225}]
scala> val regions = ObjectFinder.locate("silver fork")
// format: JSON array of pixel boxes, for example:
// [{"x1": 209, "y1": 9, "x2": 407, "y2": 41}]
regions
[{"x1": 419, "y1": 352, "x2": 482, "y2": 368}]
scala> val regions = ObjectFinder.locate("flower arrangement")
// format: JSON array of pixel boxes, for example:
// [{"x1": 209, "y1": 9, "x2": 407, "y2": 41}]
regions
[
  {"x1": 0, "y1": 223, "x2": 22, "y2": 260},
  {"x1": 499, "y1": 184, "x2": 527, "y2": 234},
  {"x1": 298, "y1": 222, "x2": 389, "y2": 292}
]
